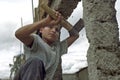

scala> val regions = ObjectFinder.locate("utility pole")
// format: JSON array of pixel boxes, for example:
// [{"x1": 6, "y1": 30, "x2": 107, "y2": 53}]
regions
[
  {"x1": 20, "y1": 17, "x2": 23, "y2": 54},
  {"x1": 31, "y1": 0, "x2": 34, "y2": 22}
]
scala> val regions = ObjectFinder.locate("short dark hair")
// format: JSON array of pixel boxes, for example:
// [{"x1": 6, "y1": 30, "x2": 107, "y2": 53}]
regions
[
  {"x1": 36, "y1": 29, "x2": 42, "y2": 37},
  {"x1": 36, "y1": 25, "x2": 62, "y2": 38}
]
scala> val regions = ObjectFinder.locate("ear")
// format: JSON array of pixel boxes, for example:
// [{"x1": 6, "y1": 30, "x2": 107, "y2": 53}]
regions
[{"x1": 39, "y1": 27, "x2": 44, "y2": 33}]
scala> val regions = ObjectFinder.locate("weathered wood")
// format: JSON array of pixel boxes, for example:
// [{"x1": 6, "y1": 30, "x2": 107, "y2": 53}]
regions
[
  {"x1": 50, "y1": 0, "x2": 81, "y2": 19},
  {"x1": 38, "y1": 0, "x2": 81, "y2": 20},
  {"x1": 38, "y1": 0, "x2": 49, "y2": 20}
]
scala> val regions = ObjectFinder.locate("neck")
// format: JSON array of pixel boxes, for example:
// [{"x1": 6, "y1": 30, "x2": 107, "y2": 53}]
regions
[{"x1": 42, "y1": 38, "x2": 53, "y2": 46}]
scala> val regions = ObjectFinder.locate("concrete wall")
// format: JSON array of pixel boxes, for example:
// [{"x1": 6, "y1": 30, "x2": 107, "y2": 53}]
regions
[{"x1": 83, "y1": 0, "x2": 120, "y2": 80}]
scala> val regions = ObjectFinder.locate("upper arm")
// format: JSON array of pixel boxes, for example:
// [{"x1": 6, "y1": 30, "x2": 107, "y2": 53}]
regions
[
  {"x1": 65, "y1": 35, "x2": 79, "y2": 47},
  {"x1": 15, "y1": 33, "x2": 34, "y2": 47},
  {"x1": 59, "y1": 35, "x2": 79, "y2": 55}
]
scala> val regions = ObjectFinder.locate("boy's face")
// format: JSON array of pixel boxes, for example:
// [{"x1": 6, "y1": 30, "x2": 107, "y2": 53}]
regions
[{"x1": 40, "y1": 25, "x2": 61, "y2": 44}]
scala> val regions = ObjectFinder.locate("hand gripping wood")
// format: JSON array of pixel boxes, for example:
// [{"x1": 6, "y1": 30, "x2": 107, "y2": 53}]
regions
[{"x1": 40, "y1": 3, "x2": 73, "y2": 31}]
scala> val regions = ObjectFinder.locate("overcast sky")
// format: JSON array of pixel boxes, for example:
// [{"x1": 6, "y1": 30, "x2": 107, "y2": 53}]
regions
[
  {"x1": 0, "y1": 0, "x2": 38, "y2": 78},
  {"x1": 0, "y1": 0, "x2": 120, "y2": 79}
]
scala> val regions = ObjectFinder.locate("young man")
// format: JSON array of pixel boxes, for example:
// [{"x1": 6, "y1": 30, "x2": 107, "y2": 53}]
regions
[{"x1": 14, "y1": 12, "x2": 79, "y2": 80}]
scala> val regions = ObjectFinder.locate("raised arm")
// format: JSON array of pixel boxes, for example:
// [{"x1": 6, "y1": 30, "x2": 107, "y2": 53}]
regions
[
  {"x1": 65, "y1": 19, "x2": 84, "y2": 47},
  {"x1": 40, "y1": 3, "x2": 84, "y2": 47},
  {"x1": 15, "y1": 14, "x2": 61, "y2": 47}
]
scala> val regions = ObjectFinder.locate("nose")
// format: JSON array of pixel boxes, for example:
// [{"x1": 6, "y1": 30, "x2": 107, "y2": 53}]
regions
[{"x1": 51, "y1": 28, "x2": 56, "y2": 32}]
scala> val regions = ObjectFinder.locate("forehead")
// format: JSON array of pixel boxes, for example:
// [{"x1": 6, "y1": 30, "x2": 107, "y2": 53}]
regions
[
  {"x1": 53, "y1": 25, "x2": 61, "y2": 29},
  {"x1": 41, "y1": 24, "x2": 62, "y2": 32}
]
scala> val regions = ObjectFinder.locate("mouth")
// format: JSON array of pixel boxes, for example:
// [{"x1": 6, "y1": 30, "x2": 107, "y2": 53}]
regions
[
  {"x1": 49, "y1": 33, "x2": 56, "y2": 36},
  {"x1": 48, "y1": 33, "x2": 58, "y2": 39}
]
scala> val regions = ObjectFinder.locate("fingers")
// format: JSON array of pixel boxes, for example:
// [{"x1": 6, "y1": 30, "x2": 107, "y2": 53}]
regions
[
  {"x1": 54, "y1": 11, "x2": 62, "y2": 24},
  {"x1": 44, "y1": 11, "x2": 62, "y2": 26},
  {"x1": 55, "y1": 11, "x2": 61, "y2": 17},
  {"x1": 46, "y1": 15, "x2": 53, "y2": 20},
  {"x1": 48, "y1": 11, "x2": 62, "y2": 25}
]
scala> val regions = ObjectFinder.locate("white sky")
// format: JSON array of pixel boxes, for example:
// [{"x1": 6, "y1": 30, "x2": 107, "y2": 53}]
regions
[
  {"x1": 0, "y1": 0, "x2": 120, "y2": 79},
  {"x1": 0, "y1": 0, "x2": 38, "y2": 78}
]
